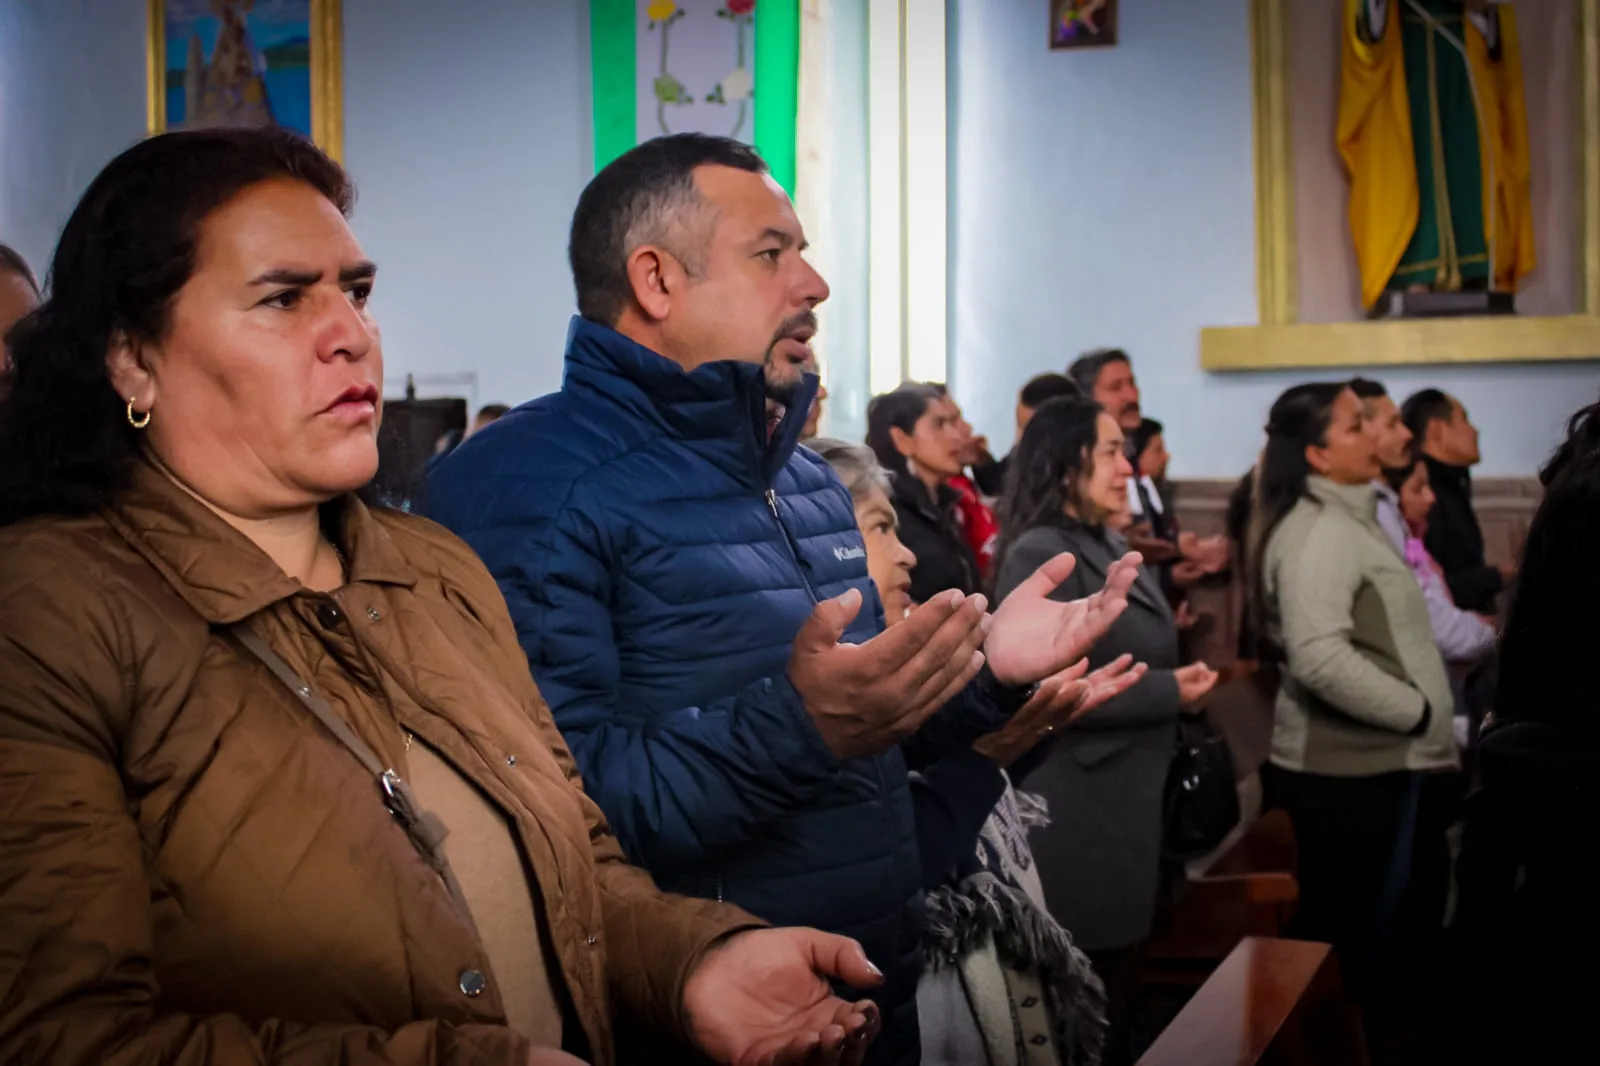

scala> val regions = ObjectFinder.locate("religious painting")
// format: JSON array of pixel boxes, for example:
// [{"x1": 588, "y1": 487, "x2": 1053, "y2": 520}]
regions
[
  {"x1": 146, "y1": 0, "x2": 342, "y2": 159},
  {"x1": 1050, "y1": 0, "x2": 1118, "y2": 50}
]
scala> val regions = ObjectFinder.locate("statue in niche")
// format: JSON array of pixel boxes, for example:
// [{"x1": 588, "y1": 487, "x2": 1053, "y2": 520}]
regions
[{"x1": 1338, "y1": 0, "x2": 1535, "y2": 316}]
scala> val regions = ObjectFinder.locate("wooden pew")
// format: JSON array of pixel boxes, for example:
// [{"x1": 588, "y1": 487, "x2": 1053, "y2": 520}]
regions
[
  {"x1": 1142, "y1": 808, "x2": 1298, "y2": 986},
  {"x1": 1137, "y1": 938, "x2": 1367, "y2": 1066}
]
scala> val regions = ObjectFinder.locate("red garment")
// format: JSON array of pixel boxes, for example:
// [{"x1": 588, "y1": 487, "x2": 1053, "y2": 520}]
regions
[{"x1": 949, "y1": 474, "x2": 999, "y2": 579}]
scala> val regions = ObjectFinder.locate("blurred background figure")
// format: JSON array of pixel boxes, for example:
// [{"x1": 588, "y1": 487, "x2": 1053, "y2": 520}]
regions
[
  {"x1": 926, "y1": 384, "x2": 1001, "y2": 581},
  {"x1": 430, "y1": 402, "x2": 510, "y2": 472},
  {"x1": 972, "y1": 372, "x2": 1082, "y2": 497},
  {"x1": 811, "y1": 437, "x2": 1124, "y2": 1066},
  {"x1": 994, "y1": 395, "x2": 1216, "y2": 1066},
  {"x1": 866, "y1": 384, "x2": 981, "y2": 603},
  {"x1": 1455, "y1": 394, "x2": 1600, "y2": 1064},
  {"x1": 0, "y1": 243, "x2": 41, "y2": 359},
  {"x1": 1403, "y1": 389, "x2": 1512, "y2": 613},
  {"x1": 1248, "y1": 382, "x2": 1456, "y2": 1066}
]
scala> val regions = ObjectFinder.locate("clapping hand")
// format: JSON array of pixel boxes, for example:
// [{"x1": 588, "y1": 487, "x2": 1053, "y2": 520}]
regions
[
  {"x1": 973, "y1": 654, "x2": 1149, "y2": 767},
  {"x1": 1175, "y1": 661, "x2": 1219, "y2": 709},
  {"x1": 983, "y1": 552, "x2": 1143, "y2": 688},
  {"x1": 1178, "y1": 532, "x2": 1231, "y2": 575},
  {"x1": 685, "y1": 928, "x2": 884, "y2": 1066}
]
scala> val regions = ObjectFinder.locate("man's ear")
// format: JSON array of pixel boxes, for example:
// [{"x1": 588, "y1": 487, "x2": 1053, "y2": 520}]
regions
[
  {"x1": 106, "y1": 330, "x2": 155, "y2": 412},
  {"x1": 625, "y1": 245, "x2": 676, "y2": 323}
]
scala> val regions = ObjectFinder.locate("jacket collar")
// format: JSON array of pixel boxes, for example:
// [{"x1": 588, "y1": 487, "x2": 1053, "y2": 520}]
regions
[
  {"x1": 1307, "y1": 475, "x2": 1379, "y2": 522},
  {"x1": 561, "y1": 315, "x2": 818, "y2": 485},
  {"x1": 1422, "y1": 452, "x2": 1472, "y2": 491},
  {"x1": 103, "y1": 461, "x2": 417, "y2": 625},
  {"x1": 891, "y1": 468, "x2": 961, "y2": 520}
]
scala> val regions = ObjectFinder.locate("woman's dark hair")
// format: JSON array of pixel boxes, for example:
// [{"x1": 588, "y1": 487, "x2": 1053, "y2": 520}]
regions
[
  {"x1": 865, "y1": 383, "x2": 943, "y2": 480},
  {"x1": 1496, "y1": 397, "x2": 1600, "y2": 734},
  {"x1": 1537, "y1": 391, "x2": 1600, "y2": 488},
  {"x1": 1244, "y1": 382, "x2": 1348, "y2": 658},
  {"x1": 0, "y1": 128, "x2": 352, "y2": 525},
  {"x1": 992, "y1": 395, "x2": 1106, "y2": 588}
]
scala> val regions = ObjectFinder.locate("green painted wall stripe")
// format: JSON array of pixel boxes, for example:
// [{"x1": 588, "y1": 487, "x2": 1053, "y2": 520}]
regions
[
  {"x1": 590, "y1": 0, "x2": 637, "y2": 172},
  {"x1": 752, "y1": 0, "x2": 799, "y2": 194}
]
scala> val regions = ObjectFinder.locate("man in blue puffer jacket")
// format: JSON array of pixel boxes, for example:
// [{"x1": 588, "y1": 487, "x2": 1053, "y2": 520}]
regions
[{"x1": 425, "y1": 135, "x2": 1141, "y2": 1065}]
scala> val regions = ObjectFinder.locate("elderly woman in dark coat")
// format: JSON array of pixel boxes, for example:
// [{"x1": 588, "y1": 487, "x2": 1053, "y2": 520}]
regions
[{"x1": 993, "y1": 398, "x2": 1217, "y2": 1066}]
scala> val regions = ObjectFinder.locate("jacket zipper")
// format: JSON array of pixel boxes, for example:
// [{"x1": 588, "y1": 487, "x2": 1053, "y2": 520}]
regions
[{"x1": 766, "y1": 488, "x2": 821, "y2": 604}]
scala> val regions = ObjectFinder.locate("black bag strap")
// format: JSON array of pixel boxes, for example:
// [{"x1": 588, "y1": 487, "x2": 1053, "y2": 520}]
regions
[{"x1": 228, "y1": 625, "x2": 479, "y2": 936}]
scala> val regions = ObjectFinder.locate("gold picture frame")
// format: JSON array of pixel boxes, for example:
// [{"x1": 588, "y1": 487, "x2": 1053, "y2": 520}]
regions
[
  {"x1": 1204, "y1": 0, "x2": 1600, "y2": 370},
  {"x1": 146, "y1": 0, "x2": 343, "y2": 162}
]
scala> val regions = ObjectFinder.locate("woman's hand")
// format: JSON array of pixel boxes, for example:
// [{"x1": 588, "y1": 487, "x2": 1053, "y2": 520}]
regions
[
  {"x1": 974, "y1": 655, "x2": 1148, "y2": 767},
  {"x1": 684, "y1": 928, "x2": 883, "y2": 1066},
  {"x1": 984, "y1": 552, "x2": 1142, "y2": 687},
  {"x1": 1175, "y1": 661, "x2": 1219, "y2": 709}
]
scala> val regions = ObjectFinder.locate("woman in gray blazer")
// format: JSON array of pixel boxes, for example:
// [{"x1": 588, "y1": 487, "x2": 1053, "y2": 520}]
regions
[{"x1": 993, "y1": 396, "x2": 1217, "y2": 1066}]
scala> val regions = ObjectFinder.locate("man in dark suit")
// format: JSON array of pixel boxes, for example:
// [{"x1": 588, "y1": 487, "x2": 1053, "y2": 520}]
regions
[{"x1": 1403, "y1": 389, "x2": 1513, "y2": 613}]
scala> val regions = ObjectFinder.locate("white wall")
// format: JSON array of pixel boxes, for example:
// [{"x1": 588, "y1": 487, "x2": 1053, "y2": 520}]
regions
[
  {"x1": 5, "y1": 0, "x2": 1593, "y2": 471},
  {"x1": 948, "y1": 0, "x2": 1600, "y2": 477},
  {"x1": 343, "y1": 0, "x2": 590, "y2": 409},
  {"x1": 0, "y1": 0, "x2": 588, "y2": 412},
  {"x1": 0, "y1": 0, "x2": 146, "y2": 280}
]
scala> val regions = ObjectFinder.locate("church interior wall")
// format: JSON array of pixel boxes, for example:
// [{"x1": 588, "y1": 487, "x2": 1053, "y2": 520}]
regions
[{"x1": 0, "y1": 0, "x2": 1594, "y2": 477}]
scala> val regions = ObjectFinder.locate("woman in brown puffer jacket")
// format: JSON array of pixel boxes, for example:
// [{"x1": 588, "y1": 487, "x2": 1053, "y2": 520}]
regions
[{"x1": 0, "y1": 128, "x2": 882, "y2": 1066}]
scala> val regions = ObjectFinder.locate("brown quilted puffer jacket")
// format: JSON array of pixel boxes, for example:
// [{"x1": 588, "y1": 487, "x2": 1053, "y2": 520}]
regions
[{"x1": 0, "y1": 462, "x2": 761, "y2": 1066}]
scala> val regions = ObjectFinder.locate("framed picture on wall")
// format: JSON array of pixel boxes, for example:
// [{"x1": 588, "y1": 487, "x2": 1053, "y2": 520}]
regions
[
  {"x1": 1050, "y1": 0, "x2": 1118, "y2": 50},
  {"x1": 145, "y1": 0, "x2": 343, "y2": 160}
]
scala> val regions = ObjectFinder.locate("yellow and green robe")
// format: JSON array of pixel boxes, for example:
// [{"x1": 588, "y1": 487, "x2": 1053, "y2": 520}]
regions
[{"x1": 1338, "y1": 0, "x2": 1535, "y2": 309}]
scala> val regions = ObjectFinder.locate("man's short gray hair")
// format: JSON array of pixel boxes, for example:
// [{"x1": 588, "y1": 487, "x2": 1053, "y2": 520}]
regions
[
  {"x1": 809, "y1": 438, "x2": 891, "y2": 506},
  {"x1": 569, "y1": 133, "x2": 769, "y2": 325}
]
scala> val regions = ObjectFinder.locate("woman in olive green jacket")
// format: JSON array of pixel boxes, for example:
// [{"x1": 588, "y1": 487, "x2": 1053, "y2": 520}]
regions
[{"x1": 1247, "y1": 382, "x2": 1456, "y2": 1060}]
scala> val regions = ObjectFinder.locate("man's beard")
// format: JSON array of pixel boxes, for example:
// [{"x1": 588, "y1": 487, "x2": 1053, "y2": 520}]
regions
[{"x1": 762, "y1": 310, "x2": 819, "y2": 406}]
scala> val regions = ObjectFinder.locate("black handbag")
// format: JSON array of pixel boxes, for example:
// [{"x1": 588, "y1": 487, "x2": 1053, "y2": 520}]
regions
[{"x1": 1161, "y1": 710, "x2": 1240, "y2": 862}]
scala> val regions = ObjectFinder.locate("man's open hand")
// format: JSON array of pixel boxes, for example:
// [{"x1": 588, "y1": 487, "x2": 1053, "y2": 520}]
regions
[{"x1": 789, "y1": 588, "x2": 991, "y2": 759}]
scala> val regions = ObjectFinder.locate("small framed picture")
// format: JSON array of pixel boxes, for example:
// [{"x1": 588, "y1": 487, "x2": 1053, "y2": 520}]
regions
[
  {"x1": 1050, "y1": 0, "x2": 1118, "y2": 50},
  {"x1": 146, "y1": 0, "x2": 342, "y2": 159}
]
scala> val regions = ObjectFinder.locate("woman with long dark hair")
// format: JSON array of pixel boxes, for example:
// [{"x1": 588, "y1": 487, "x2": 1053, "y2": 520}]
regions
[
  {"x1": 1247, "y1": 382, "x2": 1457, "y2": 1063},
  {"x1": 993, "y1": 396, "x2": 1217, "y2": 1066},
  {"x1": 0, "y1": 128, "x2": 884, "y2": 1066},
  {"x1": 866, "y1": 384, "x2": 981, "y2": 602}
]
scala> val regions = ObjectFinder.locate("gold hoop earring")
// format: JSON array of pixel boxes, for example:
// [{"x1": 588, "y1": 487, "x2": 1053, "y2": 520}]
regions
[{"x1": 126, "y1": 398, "x2": 151, "y2": 430}]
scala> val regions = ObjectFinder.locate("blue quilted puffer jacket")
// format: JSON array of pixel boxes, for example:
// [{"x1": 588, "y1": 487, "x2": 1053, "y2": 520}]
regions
[{"x1": 425, "y1": 318, "x2": 1015, "y2": 1065}]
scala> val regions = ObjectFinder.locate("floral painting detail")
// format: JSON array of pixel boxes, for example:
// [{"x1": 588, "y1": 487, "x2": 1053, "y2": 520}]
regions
[
  {"x1": 704, "y1": 0, "x2": 755, "y2": 137},
  {"x1": 648, "y1": 1, "x2": 691, "y2": 132}
]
